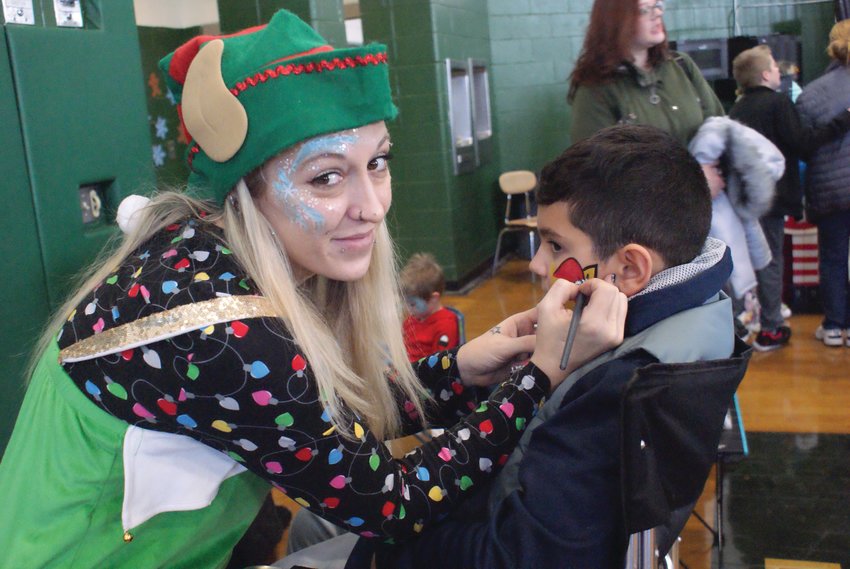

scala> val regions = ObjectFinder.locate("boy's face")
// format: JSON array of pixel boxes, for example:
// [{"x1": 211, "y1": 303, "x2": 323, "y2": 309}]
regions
[
  {"x1": 530, "y1": 202, "x2": 615, "y2": 289},
  {"x1": 404, "y1": 293, "x2": 440, "y2": 319},
  {"x1": 764, "y1": 56, "x2": 782, "y2": 90}
]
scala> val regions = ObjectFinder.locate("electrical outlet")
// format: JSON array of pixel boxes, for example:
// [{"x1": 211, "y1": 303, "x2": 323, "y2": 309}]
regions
[{"x1": 78, "y1": 184, "x2": 103, "y2": 224}]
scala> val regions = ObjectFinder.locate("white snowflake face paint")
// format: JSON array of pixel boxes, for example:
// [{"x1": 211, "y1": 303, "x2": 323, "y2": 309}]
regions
[
  {"x1": 270, "y1": 133, "x2": 359, "y2": 233},
  {"x1": 254, "y1": 121, "x2": 393, "y2": 282}
]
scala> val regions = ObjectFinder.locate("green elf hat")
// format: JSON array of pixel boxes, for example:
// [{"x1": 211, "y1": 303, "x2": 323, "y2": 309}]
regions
[{"x1": 159, "y1": 9, "x2": 398, "y2": 203}]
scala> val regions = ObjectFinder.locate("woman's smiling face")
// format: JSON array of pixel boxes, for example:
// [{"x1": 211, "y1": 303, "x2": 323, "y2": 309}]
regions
[{"x1": 254, "y1": 121, "x2": 393, "y2": 282}]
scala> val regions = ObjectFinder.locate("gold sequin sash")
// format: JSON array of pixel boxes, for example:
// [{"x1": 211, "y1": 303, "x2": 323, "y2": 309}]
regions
[{"x1": 60, "y1": 295, "x2": 277, "y2": 363}]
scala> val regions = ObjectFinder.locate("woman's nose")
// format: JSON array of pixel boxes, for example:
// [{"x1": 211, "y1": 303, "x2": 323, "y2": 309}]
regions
[{"x1": 349, "y1": 174, "x2": 389, "y2": 223}]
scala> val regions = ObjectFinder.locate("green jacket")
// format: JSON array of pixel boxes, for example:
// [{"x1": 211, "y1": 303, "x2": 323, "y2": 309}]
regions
[{"x1": 569, "y1": 52, "x2": 725, "y2": 146}]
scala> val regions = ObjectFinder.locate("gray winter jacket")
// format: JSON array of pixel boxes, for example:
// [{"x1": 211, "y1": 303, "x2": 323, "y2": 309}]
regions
[
  {"x1": 796, "y1": 62, "x2": 850, "y2": 221},
  {"x1": 689, "y1": 116, "x2": 785, "y2": 296}
]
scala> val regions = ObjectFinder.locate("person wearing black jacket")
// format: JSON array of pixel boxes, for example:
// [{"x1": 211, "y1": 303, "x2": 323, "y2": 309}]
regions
[{"x1": 729, "y1": 45, "x2": 850, "y2": 351}]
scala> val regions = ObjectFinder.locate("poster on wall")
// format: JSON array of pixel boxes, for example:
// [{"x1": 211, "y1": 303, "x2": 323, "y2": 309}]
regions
[{"x1": 137, "y1": 26, "x2": 201, "y2": 186}]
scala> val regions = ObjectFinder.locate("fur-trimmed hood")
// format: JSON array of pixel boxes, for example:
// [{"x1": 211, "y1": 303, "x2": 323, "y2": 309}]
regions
[{"x1": 688, "y1": 116, "x2": 785, "y2": 220}]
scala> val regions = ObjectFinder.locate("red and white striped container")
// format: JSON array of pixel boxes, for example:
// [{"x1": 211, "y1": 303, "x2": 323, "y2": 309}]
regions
[{"x1": 784, "y1": 219, "x2": 819, "y2": 286}]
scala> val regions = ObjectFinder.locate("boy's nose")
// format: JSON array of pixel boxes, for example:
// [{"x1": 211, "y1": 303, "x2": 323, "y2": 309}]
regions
[{"x1": 528, "y1": 249, "x2": 549, "y2": 280}]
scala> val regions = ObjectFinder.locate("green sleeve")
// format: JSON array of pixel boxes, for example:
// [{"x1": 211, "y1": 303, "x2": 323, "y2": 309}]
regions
[
  {"x1": 679, "y1": 52, "x2": 725, "y2": 118},
  {"x1": 569, "y1": 84, "x2": 618, "y2": 143}
]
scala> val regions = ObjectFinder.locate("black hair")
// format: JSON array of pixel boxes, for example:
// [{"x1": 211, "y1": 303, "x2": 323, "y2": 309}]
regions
[{"x1": 537, "y1": 124, "x2": 711, "y2": 267}]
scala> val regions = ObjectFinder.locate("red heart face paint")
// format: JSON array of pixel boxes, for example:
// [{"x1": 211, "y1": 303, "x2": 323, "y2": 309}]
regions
[{"x1": 551, "y1": 257, "x2": 598, "y2": 284}]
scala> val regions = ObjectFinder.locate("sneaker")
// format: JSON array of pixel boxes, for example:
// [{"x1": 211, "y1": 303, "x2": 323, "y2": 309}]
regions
[
  {"x1": 753, "y1": 326, "x2": 791, "y2": 351},
  {"x1": 781, "y1": 303, "x2": 792, "y2": 320},
  {"x1": 815, "y1": 325, "x2": 843, "y2": 347}
]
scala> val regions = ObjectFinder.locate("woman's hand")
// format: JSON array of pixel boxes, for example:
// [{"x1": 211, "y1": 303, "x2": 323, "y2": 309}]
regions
[
  {"x1": 701, "y1": 162, "x2": 726, "y2": 198},
  {"x1": 456, "y1": 306, "x2": 538, "y2": 388},
  {"x1": 530, "y1": 277, "x2": 627, "y2": 389}
]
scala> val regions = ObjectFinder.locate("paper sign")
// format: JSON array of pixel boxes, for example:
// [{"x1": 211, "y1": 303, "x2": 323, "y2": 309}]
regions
[
  {"x1": 53, "y1": 0, "x2": 83, "y2": 28},
  {"x1": 2, "y1": 0, "x2": 35, "y2": 25}
]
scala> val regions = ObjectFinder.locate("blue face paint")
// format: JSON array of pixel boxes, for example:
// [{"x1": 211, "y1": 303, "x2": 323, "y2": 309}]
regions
[
  {"x1": 272, "y1": 168, "x2": 326, "y2": 232},
  {"x1": 291, "y1": 134, "x2": 357, "y2": 172},
  {"x1": 270, "y1": 133, "x2": 360, "y2": 234},
  {"x1": 405, "y1": 295, "x2": 430, "y2": 318}
]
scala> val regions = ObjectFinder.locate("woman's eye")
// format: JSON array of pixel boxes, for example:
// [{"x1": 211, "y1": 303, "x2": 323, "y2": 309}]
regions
[
  {"x1": 368, "y1": 152, "x2": 394, "y2": 172},
  {"x1": 311, "y1": 171, "x2": 343, "y2": 186}
]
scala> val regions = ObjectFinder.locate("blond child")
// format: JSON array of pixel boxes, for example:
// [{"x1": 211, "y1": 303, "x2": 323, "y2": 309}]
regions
[{"x1": 401, "y1": 253, "x2": 460, "y2": 361}]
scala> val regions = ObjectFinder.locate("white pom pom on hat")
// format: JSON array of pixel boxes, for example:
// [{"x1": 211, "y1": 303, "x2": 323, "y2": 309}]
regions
[{"x1": 116, "y1": 195, "x2": 151, "y2": 235}]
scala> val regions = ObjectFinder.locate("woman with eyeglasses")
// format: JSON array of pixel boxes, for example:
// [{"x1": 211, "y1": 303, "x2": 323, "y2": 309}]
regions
[
  {"x1": 568, "y1": 0, "x2": 724, "y2": 162},
  {"x1": 568, "y1": 0, "x2": 773, "y2": 329}
]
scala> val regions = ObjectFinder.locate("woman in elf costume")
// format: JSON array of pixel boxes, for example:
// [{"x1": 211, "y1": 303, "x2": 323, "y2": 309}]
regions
[{"x1": 0, "y1": 10, "x2": 625, "y2": 568}]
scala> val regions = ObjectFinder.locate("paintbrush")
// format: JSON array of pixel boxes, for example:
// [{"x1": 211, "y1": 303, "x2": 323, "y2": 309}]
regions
[{"x1": 558, "y1": 292, "x2": 587, "y2": 371}]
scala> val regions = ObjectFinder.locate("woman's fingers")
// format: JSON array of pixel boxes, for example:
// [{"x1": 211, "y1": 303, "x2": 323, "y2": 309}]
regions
[
  {"x1": 578, "y1": 278, "x2": 628, "y2": 342},
  {"x1": 503, "y1": 305, "x2": 539, "y2": 338}
]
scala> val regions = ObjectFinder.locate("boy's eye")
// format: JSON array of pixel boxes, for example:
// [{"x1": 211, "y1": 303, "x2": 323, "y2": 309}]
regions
[
  {"x1": 548, "y1": 241, "x2": 562, "y2": 253},
  {"x1": 311, "y1": 171, "x2": 343, "y2": 186}
]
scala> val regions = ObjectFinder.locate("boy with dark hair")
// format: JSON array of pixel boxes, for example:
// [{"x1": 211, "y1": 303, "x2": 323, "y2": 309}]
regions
[
  {"x1": 729, "y1": 45, "x2": 850, "y2": 350},
  {"x1": 400, "y1": 253, "x2": 460, "y2": 361},
  {"x1": 536, "y1": 123, "x2": 712, "y2": 269},
  {"x1": 375, "y1": 124, "x2": 747, "y2": 569}
]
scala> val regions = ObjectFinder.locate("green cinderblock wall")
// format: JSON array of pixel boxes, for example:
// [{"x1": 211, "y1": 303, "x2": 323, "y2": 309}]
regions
[
  {"x1": 362, "y1": 0, "x2": 500, "y2": 284},
  {"x1": 309, "y1": 0, "x2": 346, "y2": 46},
  {"x1": 488, "y1": 0, "x2": 835, "y2": 176},
  {"x1": 487, "y1": 0, "x2": 587, "y2": 173}
]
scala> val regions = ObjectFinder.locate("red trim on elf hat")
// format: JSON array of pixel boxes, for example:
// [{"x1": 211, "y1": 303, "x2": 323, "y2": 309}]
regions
[{"x1": 230, "y1": 52, "x2": 389, "y2": 96}]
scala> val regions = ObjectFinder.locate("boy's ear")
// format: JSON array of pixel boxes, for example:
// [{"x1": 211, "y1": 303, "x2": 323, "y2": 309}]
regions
[{"x1": 610, "y1": 244, "x2": 655, "y2": 296}]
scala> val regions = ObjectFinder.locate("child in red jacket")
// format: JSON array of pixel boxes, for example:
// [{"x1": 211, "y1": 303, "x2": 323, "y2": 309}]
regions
[{"x1": 401, "y1": 253, "x2": 459, "y2": 361}]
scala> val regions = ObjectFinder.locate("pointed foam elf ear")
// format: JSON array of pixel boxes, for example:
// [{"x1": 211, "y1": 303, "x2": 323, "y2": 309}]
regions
[{"x1": 181, "y1": 39, "x2": 248, "y2": 162}]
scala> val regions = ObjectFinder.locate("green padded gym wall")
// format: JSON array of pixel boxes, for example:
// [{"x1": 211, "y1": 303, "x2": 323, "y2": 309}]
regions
[
  {"x1": 0, "y1": 24, "x2": 51, "y2": 458},
  {"x1": 0, "y1": 0, "x2": 154, "y2": 455}
]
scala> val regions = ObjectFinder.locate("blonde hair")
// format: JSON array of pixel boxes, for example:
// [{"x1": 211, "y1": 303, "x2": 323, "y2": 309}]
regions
[
  {"x1": 732, "y1": 44, "x2": 773, "y2": 89},
  {"x1": 827, "y1": 19, "x2": 850, "y2": 65},
  {"x1": 32, "y1": 185, "x2": 428, "y2": 441},
  {"x1": 400, "y1": 252, "x2": 445, "y2": 299},
  {"x1": 777, "y1": 60, "x2": 799, "y2": 76}
]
